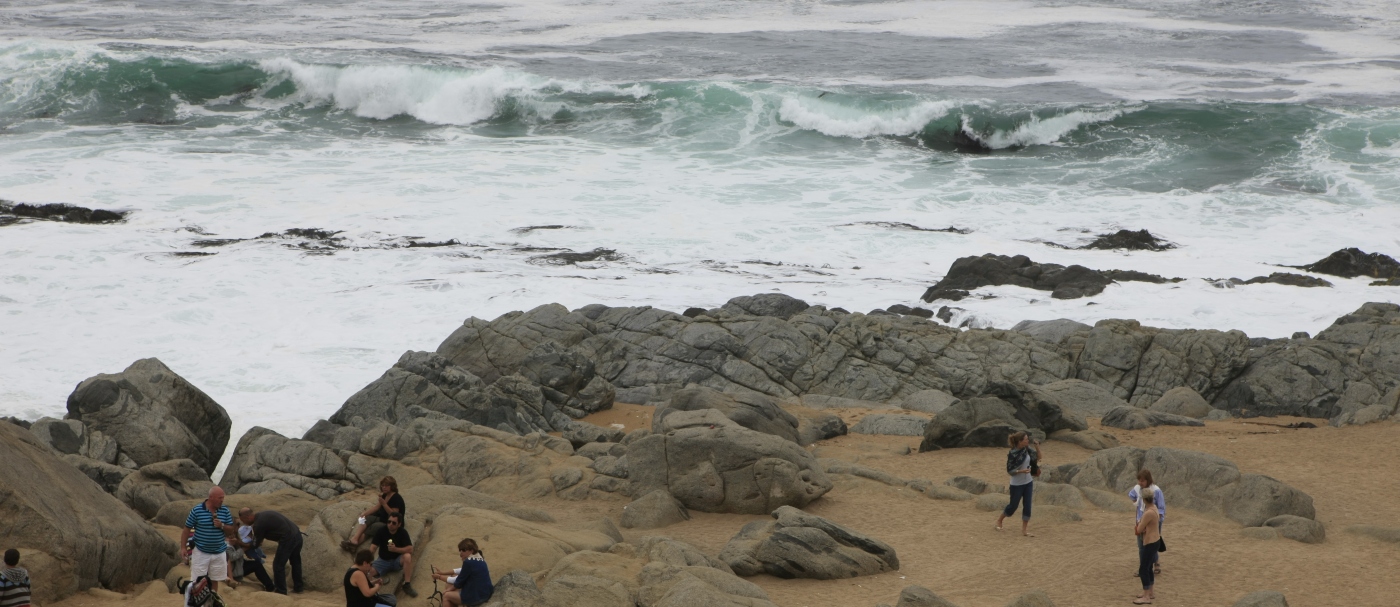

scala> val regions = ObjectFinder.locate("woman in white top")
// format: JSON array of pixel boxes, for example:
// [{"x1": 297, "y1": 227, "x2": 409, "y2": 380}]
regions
[{"x1": 995, "y1": 431, "x2": 1041, "y2": 537}]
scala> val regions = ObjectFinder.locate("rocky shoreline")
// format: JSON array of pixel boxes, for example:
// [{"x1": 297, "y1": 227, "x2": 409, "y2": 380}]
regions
[{"x1": 4, "y1": 293, "x2": 1399, "y2": 606}]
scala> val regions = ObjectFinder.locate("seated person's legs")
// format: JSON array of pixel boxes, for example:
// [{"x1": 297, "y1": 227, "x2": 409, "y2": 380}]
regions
[{"x1": 444, "y1": 588, "x2": 462, "y2": 607}]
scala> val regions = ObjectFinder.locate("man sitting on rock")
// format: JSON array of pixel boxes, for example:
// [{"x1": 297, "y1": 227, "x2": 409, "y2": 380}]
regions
[
  {"x1": 235, "y1": 507, "x2": 304, "y2": 594},
  {"x1": 181, "y1": 487, "x2": 236, "y2": 593},
  {"x1": 0, "y1": 549, "x2": 31, "y2": 607},
  {"x1": 369, "y1": 512, "x2": 417, "y2": 598}
]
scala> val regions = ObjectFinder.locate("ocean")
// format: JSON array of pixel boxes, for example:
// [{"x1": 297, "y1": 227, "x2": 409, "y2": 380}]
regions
[{"x1": 2, "y1": 0, "x2": 1398, "y2": 471}]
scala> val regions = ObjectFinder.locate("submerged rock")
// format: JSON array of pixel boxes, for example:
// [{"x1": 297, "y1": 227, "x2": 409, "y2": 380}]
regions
[{"x1": 0, "y1": 200, "x2": 128, "y2": 224}]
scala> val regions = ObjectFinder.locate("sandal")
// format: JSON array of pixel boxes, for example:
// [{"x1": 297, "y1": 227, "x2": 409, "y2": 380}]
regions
[{"x1": 1132, "y1": 599, "x2": 1152, "y2": 605}]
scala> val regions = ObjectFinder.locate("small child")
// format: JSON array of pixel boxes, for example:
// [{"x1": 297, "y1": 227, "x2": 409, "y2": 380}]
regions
[
  {"x1": 0, "y1": 549, "x2": 30, "y2": 607},
  {"x1": 238, "y1": 524, "x2": 265, "y2": 562}
]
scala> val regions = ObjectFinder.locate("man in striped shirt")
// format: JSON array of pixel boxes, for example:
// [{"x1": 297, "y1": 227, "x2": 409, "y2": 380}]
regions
[{"x1": 181, "y1": 487, "x2": 236, "y2": 592}]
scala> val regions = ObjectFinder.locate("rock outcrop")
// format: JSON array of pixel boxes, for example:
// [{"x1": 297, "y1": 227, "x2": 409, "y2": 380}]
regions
[
  {"x1": 620, "y1": 490, "x2": 691, "y2": 530},
  {"x1": 628, "y1": 425, "x2": 832, "y2": 514},
  {"x1": 64, "y1": 358, "x2": 231, "y2": 475},
  {"x1": 1214, "y1": 303, "x2": 1400, "y2": 419},
  {"x1": 1063, "y1": 446, "x2": 1314, "y2": 526},
  {"x1": 0, "y1": 420, "x2": 177, "y2": 604},
  {"x1": 851, "y1": 414, "x2": 930, "y2": 436},
  {"x1": 114, "y1": 458, "x2": 214, "y2": 519},
  {"x1": 719, "y1": 506, "x2": 899, "y2": 579},
  {"x1": 1294, "y1": 248, "x2": 1400, "y2": 280}
]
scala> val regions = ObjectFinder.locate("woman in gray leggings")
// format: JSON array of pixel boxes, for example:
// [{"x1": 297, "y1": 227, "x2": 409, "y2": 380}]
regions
[{"x1": 995, "y1": 431, "x2": 1041, "y2": 537}]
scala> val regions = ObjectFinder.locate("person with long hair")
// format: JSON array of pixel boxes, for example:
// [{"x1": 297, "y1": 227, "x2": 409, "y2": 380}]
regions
[
  {"x1": 431, "y1": 538, "x2": 494, "y2": 607},
  {"x1": 1128, "y1": 469, "x2": 1166, "y2": 576},
  {"x1": 1134, "y1": 495, "x2": 1162, "y2": 604},
  {"x1": 995, "y1": 431, "x2": 1041, "y2": 537}
]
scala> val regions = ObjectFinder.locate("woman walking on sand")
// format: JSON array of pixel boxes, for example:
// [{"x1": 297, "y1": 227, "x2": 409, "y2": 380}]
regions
[
  {"x1": 996, "y1": 431, "x2": 1041, "y2": 537},
  {"x1": 1134, "y1": 497, "x2": 1162, "y2": 604}
]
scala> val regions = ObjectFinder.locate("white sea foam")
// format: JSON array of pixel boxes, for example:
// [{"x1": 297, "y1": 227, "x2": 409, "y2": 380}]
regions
[
  {"x1": 967, "y1": 108, "x2": 1129, "y2": 149},
  {"x1": 778, "y1": 96, "x2": 955, "y2": 138}
]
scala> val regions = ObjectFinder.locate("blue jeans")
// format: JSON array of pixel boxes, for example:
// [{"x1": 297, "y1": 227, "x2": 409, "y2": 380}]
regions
[
  {"x1": 1003, "y1": 482, "x2": 1033, "y2": 521},
  {"x1": 1139, "y1": 542, "x2": 1159, "y2": 589},
  {"x1": 372, "y1": 556, "x2": 403, "y2": 575},
  {"x1": 1136, "y1": 531, "x2": 1161, "y2": 564}
]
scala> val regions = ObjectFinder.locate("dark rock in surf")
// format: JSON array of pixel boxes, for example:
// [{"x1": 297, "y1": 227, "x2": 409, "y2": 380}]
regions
[
  {"x1": 920, "y1": 254, "x2": 1185, "y2": 301},
  {"x1": 529, "y1": 248, "x2": 623, "y2": 266},
  {"x1": 0, "y1": 201, "x2": 128, "y2": 225},
  {"x1": 887, "y1": 304, "x2": 935, "y2": 318},
  {"x1": 1293, "y1": 247, "x2": 1400, "y2": 279},
  {"x1": 1081, "y1": 229, "x2": 1175, "y2": 251}
]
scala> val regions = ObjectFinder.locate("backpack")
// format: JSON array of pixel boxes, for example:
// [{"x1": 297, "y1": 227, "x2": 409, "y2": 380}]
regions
[{"x1": 183, "y1": 576, "x2": 215, "y2": 607}]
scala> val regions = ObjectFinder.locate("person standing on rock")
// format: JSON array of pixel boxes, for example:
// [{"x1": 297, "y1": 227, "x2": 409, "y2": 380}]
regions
[
  {"x1": 369, "y1": 512, "x2": 418, "y2": 598},
  {"x1": 430, "y1": 538, "x2": 493, "y2": 607},
  {"x1": 345, "y1": 550, "x2": 393, "y2": 607},
  {"x1": 1134, "y1": 494, "x2": 1162, "y2": 604},
  {"x1": 0, "y1": 549, "x2": 31, "y2": 607},
  {"x1": 1128, "y1": 470, "x2": 1166, "y2": 576},
  {"x1": 237, "y1": 507, "x2": 305, "y2": 594},
  {"x1": 995, "y1": 431, "x2": 1040, "y2": 537},
  {"x1": 343, "y1": 476, "x2": 404, "y2": 553},
  {"x1": 181, "y1": 487, "x2": 236, "y2": 593}
]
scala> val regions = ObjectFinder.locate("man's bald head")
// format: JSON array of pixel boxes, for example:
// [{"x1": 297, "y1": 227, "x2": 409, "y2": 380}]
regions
[
  {"x1": 239, "y1": 507, "x2": 255, "y2": 524},
  {"x1": 208, "y1": 486, "x2": 225, "y2": 509}
]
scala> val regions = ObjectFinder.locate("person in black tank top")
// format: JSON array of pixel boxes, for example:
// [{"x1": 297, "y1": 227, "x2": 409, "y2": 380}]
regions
[{"x1": 344, "y1": 550, "x2": 391, "y2": 607}]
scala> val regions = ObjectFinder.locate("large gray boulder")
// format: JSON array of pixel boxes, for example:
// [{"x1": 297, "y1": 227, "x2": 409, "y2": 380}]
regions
[
  {"x1": 1330, "y1": 385, "x2": 1400, "y2": 426},
  {"x1": 114, "y1": 458, "x2": 214, "y2": 519},
  {"x1": 620, "y1": 490, "x2": 691, "y2": 530},
  {"x1": 64, "y1": 358, "x2": 231, "y2": 475},
  {"x1": 1214, "y1": 303, "x2": 1400, "y2": 418},
  {"x1": 0, "y1": 419, "x2": 178, "y2": 604},
  {"x1": 516, "y1": 341, "x2": 617, "y2": 417},
  {"x1": 719, "y1": 506, "x2": 898, "y2": 579},
  {"x1": 654, "y1": 386, "x2": 801, "y2": 443},
  {"x1": 919, "y1": 386, "x2": 1086, "y2": 451},
  {"x1": 920, "y1": 396, "x2": 1028, "y2": 451},
  {"x1": 1263, "y1": 515, "x2": 1326, "y2": 544},
  {"x1": 627, "y1": 425, "x2": 832, "y2": 514},
  {"x1": 1028, "y1": 379, "x2": 1127, "y2": 418},
  {"x1": 29, "y1": 417, "x2": 133, "y2": 469},
  {"x1": 1100, "y1": 406, "x2": 1205, "y2": 430},
  {"x1": 1068, "y1": 446, "x2": 1314, "y2": 526},
  {"x1": 1148, "y1": 386, "x2": 1214, "y2": 418}
]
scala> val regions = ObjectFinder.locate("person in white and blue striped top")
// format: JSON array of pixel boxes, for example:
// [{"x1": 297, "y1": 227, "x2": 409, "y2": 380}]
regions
[{"x1": 181, "y1": 486, "x2": 236, "y2": 593}]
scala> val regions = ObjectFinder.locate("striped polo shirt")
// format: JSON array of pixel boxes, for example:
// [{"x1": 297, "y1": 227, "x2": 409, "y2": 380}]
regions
[{"x1": 185, "y1": 501, "x2": 234, "y2": 554}]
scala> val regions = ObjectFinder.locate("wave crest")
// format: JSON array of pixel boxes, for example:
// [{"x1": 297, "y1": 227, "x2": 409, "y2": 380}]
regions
[{"x1": 778, "y1": 96, "x2": 955, "y2": 138}]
